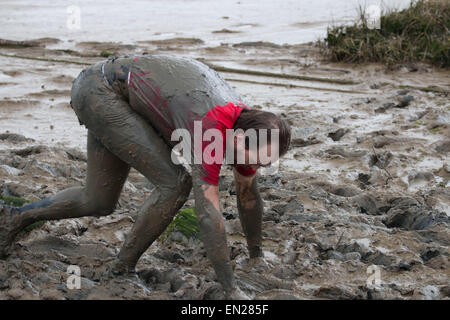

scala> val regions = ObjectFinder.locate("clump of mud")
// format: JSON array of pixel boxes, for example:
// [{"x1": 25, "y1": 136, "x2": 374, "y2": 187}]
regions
[{"x1": 0, "y1": 130, "x2": 448, "y2": 300}]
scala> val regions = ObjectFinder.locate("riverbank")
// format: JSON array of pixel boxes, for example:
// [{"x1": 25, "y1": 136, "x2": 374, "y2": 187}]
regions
[{"x1": 0, "y1": 35, "x2": 449, "y2": 299}]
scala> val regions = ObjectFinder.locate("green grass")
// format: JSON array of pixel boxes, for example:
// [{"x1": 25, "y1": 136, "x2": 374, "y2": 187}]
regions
[
  {"x1": 160, "y1": 208, "x2": 199, "y2": 243},
  {"x1": 24, "y1": 221, "x2": 45, "y2": 232},
  {"x1": 429, "y1": 127, "x2": 442, "y2": 134},
  {"x1": 321, "y1": 0, "x2": 449, "y2": 68},
  {"x1": 100, "y1": 51, "x2": 113, "y2": 57},
  {"x1": 0, "y1": 195, "x2": 30, "y2": 207}
]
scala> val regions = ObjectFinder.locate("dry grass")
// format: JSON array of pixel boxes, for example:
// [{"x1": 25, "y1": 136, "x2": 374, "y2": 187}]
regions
[{"x1": 321, "y1": 0, "x2": 449, "y2": 68}]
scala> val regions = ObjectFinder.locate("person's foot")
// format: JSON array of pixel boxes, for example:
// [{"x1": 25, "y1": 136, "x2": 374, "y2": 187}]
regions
[
  {"x1": 247, "y1": 256, "x2": 271, "y2": 271},
  {"x1": 106, "y1": 258, "x2": 136, "y2": 278},
  {"x1": 0, "y1": 203, "x2": 20, "y2": 259}
]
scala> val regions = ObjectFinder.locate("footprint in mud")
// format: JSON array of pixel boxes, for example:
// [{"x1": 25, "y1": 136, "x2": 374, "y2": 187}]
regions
[
  {"x1": 327, "y1": 128, "x2": 349, "y2": 141},
  {"x1": 25, "y1": 236, "x2": 115, "y2": 260},
  {"x1": 383, "y1": 197, "x2": 448, "y2": 231},
  {"x1": 138, "y1": 267, "x2": 208, "y2": 300}
]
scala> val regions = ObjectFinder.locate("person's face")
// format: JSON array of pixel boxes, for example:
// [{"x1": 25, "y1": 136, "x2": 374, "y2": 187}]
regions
[{"x1": 233, "y1": 134, "x2": 279, "y2": 170}]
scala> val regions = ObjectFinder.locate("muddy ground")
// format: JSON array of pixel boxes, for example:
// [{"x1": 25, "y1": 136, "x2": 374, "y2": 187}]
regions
[{"x1": 0, "y1": 37, "x2": 449, "y2": 300}]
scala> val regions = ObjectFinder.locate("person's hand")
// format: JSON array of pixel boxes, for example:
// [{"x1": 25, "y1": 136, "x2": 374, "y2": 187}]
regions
[{"x1": 225, "y1": 287, "x2": 251, "y2": 300}]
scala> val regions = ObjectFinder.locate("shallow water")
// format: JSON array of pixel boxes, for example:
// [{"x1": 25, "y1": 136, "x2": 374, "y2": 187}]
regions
[{"x1": 0, "y1": 0, "x2": 412, "y2": 46}]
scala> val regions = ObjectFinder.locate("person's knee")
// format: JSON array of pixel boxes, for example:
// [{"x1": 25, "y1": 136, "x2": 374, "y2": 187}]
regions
[
  {"x1": 168, "y1": 170, "x2": 192, "y2": 206},
  {"x1": 153, "y1": 170, "x2": 191, "y2": 210},
  {"x1": 82, "y1": 192, "x2": 117, "y2": 217},
  {"x1": 93, "y1": 203, "x2": 116, "y2": 217}
]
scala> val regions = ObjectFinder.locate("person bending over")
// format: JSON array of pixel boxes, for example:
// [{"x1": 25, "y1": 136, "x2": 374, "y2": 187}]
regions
[{"x1": 0, "y1": 54, "x2": 291, "y2": 299}]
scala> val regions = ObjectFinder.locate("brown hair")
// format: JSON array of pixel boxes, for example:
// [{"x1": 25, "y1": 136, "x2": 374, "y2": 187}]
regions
[{"x1": 233, "y1": 108, "x2": 291, "y2": 156}]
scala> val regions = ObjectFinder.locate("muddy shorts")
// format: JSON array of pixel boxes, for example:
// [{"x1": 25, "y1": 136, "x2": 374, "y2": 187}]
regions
[{"x1": 70, "y1": 62, "x2": 116, "y2": 127}]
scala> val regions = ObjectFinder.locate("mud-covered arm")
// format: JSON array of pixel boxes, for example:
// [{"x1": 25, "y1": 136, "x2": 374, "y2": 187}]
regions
[
  {"x1": 191, "y1": 166, "x2": 236, "y2": 294},
  {"x1": 233, "y1": 167, "x2": 264, "y2": 259}
]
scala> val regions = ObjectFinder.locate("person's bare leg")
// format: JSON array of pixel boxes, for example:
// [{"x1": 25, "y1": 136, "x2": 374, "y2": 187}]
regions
[
  {"x1": 65, "y1": 61, "x2": 192, "y2": 273},
  {"x1": 69, "y1": 83, "x2": 193, "y2": 273},
  {"x1": 112, "y1": 170, "x2": 192, "y2": 273},
  {"x1": 78, "y1": 105, "x2": 193, "y2": 273},
  {"x1": 0, "y1": 131, "x2": 130, "y2": 257}
]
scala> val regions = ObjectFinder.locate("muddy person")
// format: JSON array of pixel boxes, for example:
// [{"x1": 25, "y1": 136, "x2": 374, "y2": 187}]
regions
[{"x1": 0, "y1": 54, "x2": 291, "y2": 299}]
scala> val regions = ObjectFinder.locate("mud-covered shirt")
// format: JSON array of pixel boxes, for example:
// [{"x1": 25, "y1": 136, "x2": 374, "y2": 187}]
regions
[{"x1": 105, "y1": 54, "x2": 256, "y2": 185}]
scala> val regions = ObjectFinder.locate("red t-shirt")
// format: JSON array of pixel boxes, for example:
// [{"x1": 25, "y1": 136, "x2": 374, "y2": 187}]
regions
[{"x1": 199, "y1": 102, "x2": 256, "y2": 185}]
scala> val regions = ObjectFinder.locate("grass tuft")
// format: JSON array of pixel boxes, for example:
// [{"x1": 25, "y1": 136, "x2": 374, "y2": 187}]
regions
[
  {"x1": 100, "y1": 51, "x2": 113, "y2": 57},
  {"x1": 160, "y1": 208, "x2": 199, "y2": 243},
  {"x1": 320, "y1": 0, "x2": 449, "y2": 68},
  {"x1": 0, "y1": 195, "x2": 30, "y2": 207}
]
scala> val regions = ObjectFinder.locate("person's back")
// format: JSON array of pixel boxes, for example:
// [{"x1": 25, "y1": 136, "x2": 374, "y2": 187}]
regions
[
  {"x1": 102, "y1": 54, "x2": 245, "y2": 145},
  {"x1": 100, "y1": 54, "x2": 253, "y2": 185}
]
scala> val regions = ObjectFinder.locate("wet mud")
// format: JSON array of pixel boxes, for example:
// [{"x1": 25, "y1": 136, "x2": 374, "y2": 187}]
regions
[{"x1": 0, "y1": 36, "x2": 449, "y2": 300}]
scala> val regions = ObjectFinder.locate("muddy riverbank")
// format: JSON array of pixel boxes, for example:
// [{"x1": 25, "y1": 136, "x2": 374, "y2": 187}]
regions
[{"x1": 0, "y1": 36, "x2": 449, "y2": 299}]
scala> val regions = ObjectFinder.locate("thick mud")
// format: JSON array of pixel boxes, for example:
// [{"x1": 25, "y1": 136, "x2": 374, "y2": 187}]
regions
[{"x1": 0, "y1": 36, "x2": 449, "y2": 300}]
